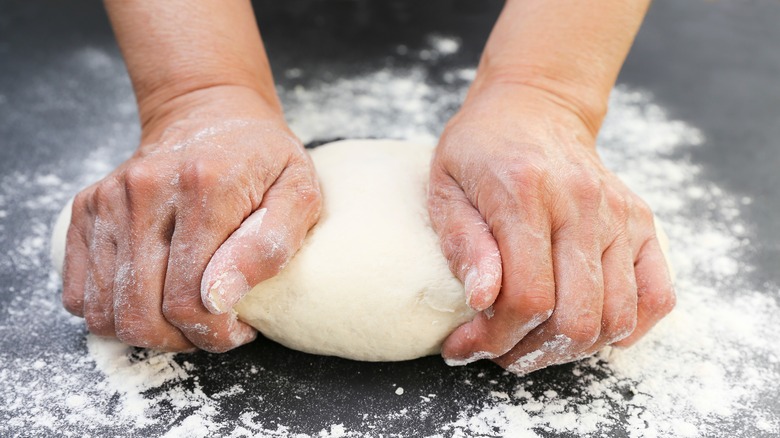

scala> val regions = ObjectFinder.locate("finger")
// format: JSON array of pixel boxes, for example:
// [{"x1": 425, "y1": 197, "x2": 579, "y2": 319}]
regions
[
  {"x1": 83, "y1": 218, "x2": 119, "y2": 337},
  {"x1": 613, "y1": 235, "x2": 675, "y2": 348},
  {"x1": 113, "y1": 166, "x2": 193, "y2": 351},
  {"x1": 61, "y1": 196, "x2": 89, "y2": 316},
  {"x1": 441, "y1": 167, "x2": 556, "y2": 365},
  {"x1": 201, "y1": 164, "x2": 321, "y2": 313},
  {"x1": 495, "y1": 225, "x2": 605, "y2": 375},
  {"x1": 114, "y1": 236, "x2": 195, "y2": 351},
  {"x1": 587, "y1": 235, "x2": 637, "y2": 353},
  {"x1": 428, "y1": 169, "x2": 502, "y2": 312}
]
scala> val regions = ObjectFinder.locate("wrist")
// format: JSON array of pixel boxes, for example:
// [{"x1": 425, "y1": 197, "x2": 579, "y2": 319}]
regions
[
  {"x1": 139, "y1": 84, "x2": 287, "y2": 143},
  {"x1": 138, "y1": 76, "x2": 282, "y2": 131},
  {"x1": 104, "y1": 1, "x2": 281, "y2": 133},
  {"x1": 466, "y1": 64, "x2": 609, "y2": 139}
]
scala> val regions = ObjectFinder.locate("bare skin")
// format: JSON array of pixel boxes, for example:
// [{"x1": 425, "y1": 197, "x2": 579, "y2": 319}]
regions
[{"x1": 62, "y1": 0, "x2": 675, "y2": 371}]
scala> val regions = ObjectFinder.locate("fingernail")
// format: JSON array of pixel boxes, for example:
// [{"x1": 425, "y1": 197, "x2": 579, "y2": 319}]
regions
[
  {"x1": 203, "y1": 269, "x2": 250, "y2": 314},
  {"x1": 465, "y1": 266, "x2": 496, "y2": 312},
  {"x1": 464, "y1": 266, "x2": 480, "y2": 308}
]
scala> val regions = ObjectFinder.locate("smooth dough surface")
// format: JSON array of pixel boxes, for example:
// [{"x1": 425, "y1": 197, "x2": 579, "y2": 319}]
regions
[{"x1": 52, "y1": 139, "x2": 476, "y2": 362}]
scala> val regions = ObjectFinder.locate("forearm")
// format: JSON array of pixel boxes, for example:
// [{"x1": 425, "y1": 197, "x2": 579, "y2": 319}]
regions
[
  {"x1": 468, "y1": 0, "x2": 650, "y2": 135},
  {"x1": 104, "y1": 0, "x2": 280, "y2": 130}
]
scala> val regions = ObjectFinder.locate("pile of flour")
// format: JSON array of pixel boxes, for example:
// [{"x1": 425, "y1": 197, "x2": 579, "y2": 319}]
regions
[{"x1": 0, "y1": 39, "x2": 778, "y2": 437}]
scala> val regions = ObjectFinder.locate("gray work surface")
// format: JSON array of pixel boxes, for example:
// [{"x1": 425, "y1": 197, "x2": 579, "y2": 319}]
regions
[{"x1": 1, "y1": 1, "x2": 778, "y2": 437}]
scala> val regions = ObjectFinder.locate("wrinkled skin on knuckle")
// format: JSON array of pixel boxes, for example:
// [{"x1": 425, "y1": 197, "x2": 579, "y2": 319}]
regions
[
  {"x1": 92, "y1": 179, "x2": 122, "y2": 209},
  {"x1": 426, "y1": 174, "x2": 458, "y2": 228},
  {"x1": 161, "y1": 293, "x2": 199, "y2": 327},
  {"x1": 85, "y1": 312, "x2": 114, "y2": 337},
  {"x1": 62, "y1": 292, "x2": 84, "y2": 317},
  {"x1": 653, "y1": 284, "x2": 677, "y2": 317},
  {"x1": 510, "y1": 287, "x2": 556, "y2": 322},
  {"x1": 501, "y1": 159, "x2": 550, "y2": 200},
  {"x1": 258, "y1": 235, "x2": 294, "y2": 275},
  {"x1": 284, "y1": 168, "x2": 323, "y2": 222},
  {"x1": 630, "y1": 197, "x2": 657, "y2": 231},
  {"x1": 439, "y1": 225, "x2": 470, "y2": 259},
  {"x1": 115, "y1": 313, "x2": 157, "y2": 347},
  {"x1": 565, "y1": 164, "x2": 605, "y2": 208},
  {"x1": 298, "y1": 183, "x2": 322, "y2": 213},
  {"x1": 73, "y1": 189, "x2": 96, "y2": 218},
  {"x1": 177, "y1": 157, "x2": 224, "y2": 194},
  {"x1": 555, "y1": 309, "x2": 602, "y2": 347},
  {"x1": 123, "y1": 162, "x2": 164, "y2": 199},
  {"x1": 603, "y1": 307, "x2": 638, "y2": 344},
  {"x1": 62, "y1": 284, "x2": 85, "y2": 317},
  {"x1": 604, "y1": 186, "x2": 632, "y2": 225}
]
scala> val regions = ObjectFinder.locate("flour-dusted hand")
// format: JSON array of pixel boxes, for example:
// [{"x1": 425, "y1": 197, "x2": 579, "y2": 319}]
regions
[
  {"x1": 429, "y1": 0, "x2": 673, "y2": 374},
  {"x1": 430, "y1": 85, "x2": 674, "y2": 374},
  {"x1": 61, "y1": 87, "x2": 321, "y2": 352},
  {"x1": 59, "y1": 0, "x2": 322, "y2": 352}
]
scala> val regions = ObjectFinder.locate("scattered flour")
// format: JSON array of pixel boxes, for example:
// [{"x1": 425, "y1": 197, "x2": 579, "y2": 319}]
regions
[{"x1": 1, "y1": 39, "x2": 778, "y2": 437}]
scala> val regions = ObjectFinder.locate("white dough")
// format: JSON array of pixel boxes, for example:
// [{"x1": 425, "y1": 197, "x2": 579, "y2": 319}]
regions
[
  {"x1": 51, "y1": 140, "x2": 476, "y2": 361},
  {"x1": 234, "y1": 140, "x2": 475, "y2": 361}
]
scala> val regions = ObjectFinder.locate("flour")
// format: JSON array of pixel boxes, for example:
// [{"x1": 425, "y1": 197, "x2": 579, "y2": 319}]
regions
[{"x1": 1, "y1": 39, "x2": 778, "y2": 437}]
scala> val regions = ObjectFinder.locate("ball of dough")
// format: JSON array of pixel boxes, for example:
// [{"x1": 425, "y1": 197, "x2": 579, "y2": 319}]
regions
[
  {"x1": 51, "y1": 140, "x2": 476, "y2": 362},
  {"x1": 235, "y1": 140, "x2": 475, "y2": 361}
]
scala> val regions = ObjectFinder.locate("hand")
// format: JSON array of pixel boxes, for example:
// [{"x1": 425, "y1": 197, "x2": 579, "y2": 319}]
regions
[
  {"x1": 429, "y1": 84, "x2": 675, "y2": 374},
  {"x1": 61, "y1": 86, "x2": 321, "y2": 352}
]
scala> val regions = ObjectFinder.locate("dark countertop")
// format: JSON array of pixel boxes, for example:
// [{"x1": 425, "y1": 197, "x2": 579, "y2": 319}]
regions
[{"x1": 1, "y1": 1, "x2": 778, "y2": 437}]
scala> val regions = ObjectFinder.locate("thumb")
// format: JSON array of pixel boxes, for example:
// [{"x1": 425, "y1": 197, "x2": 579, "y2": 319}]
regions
[
  {"x1": 201, "y1": 167, "x2": 321, "y2": 314},
  {"x1": 429, "y1": 170, "x2": 502, "y2": 312}
]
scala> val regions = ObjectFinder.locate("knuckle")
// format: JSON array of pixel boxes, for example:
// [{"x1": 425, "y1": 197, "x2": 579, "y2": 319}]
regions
[
  {"x1": 519, "y1": 290, "x2": 556, "y2": 319},
  {"x1": 557, "y1": 311, "x2": 602, "y2": 346},
  {"x1": 654, "y1": 285, "x2": 677, "y2": 316},
  {"x1": 179, "y1": 158, "x2": 221, "y2": 191},
  {"x1": 470, "y1": 337, "x2": 508, "y2": 359},
  {"x1": 124, "y1": 163, "x2": 159, "y2": 193},
  {"x1": 506, "y1": 280, "x2": 556, "y2": 319},
  {"x1": 605, "y1": 188, "x2": 630, "y2": 219},
  {"x1": 298, "y1": 182, "x2": 321, "y2": 205},
  {"x1": 294, "y1": 181, "x2": 323, "y2": 219},
  {"x1": 260, "y1": 234, "x2": 294, "y2": 270},
  {"x1": 503, "y1": 160, "x2": 549, "y2": 195},
  {"x1": 92, "y1": 178, "x2": 123, "y2": 207},
  {"x1": 604, "y1": 308, "x2": 638, "y2": 343},
  {"x1": 115, "y1": 314, "x2": 152, "y2": 346},
  {"x1": 73, "y1": 189, "x2": 95, "y2": 217},
  {"x1": 440, "y1": 228, "x2": 469, "y2": 260},
  {"x1": 161, "y1": 298, "x2": 196, "y2": 326},
  {"x1": 85, "y1": 312, "x2": 114, "y2": 336},
  {"x1": 567, "y1": 166, "x2": 604, "y2": 205},
  {"x1": 632, "y1": 197, "x2": 655, "y2": 226},
  {"x1": 62, "y1": 293, "x2": 84, "y2": 316}
]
